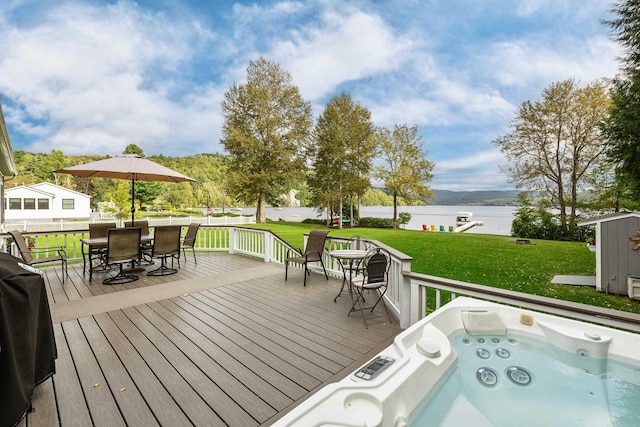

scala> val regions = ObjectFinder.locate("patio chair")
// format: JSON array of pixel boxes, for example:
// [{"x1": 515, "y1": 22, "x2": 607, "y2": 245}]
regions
[
  {"x1": 147, "y1": 225, "x2": 182, "y2": 276},
  {"x1": 343, "y1": 235, "x2": 373, "y2": 279},
  {"x1": 285, "y1": 229, "x2": 329, "y2": 286},
  {"x1": 103, "y1": 227, "x2": 141, "y2": 285},
  {"x1": 349, "y1": 247, "x2": 392, "y2": 328},
  {"x1": 181, "y1": 223, "x2": 200, "y2": 264},
  {"x1": 125, "y1": 220, "x2": 152, "y2": 261},
  {"x1": 87, "y1": 222, "x2": 116, "y2": 280},
  {"x1": 8, "y1": 230, "x2": 68, "y2": 283}
]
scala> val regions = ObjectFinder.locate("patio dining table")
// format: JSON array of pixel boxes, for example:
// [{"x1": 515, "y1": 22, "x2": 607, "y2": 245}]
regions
[
  {"x1": 330, "y1": 249, "x2": 369, "y2": 305},
  {"x1": 81, "y1": 233, "x2": 154, "y2": 278}
]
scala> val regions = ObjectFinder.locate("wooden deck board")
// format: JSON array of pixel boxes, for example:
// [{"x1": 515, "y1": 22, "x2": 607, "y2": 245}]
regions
[{"x1": 23, "y1": 252, "x2": 402, "y2": 426}]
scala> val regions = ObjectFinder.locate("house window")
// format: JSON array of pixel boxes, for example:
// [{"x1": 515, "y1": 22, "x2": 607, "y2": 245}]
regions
[
  {"x1": 38, "y1": 198, "x2": 49, "y2": 210},
  {"x1": 9, "y1": 198, "x2": 21, "y2": 210},
  {"x1": 62, "y1": 199, "x2": 74, "y2": 209},
  {"x1": 24, "y1": 198, "x2": 36, "y2": 210}
]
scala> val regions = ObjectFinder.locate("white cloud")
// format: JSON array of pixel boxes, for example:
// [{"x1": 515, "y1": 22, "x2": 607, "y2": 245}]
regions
[{"x1": 269, "y1": 7, "x2": 414, "y2": 100}]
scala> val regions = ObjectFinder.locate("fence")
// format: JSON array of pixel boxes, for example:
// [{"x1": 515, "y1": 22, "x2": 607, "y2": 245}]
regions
[{"x1": 4, "y1": 225, "x2": 640, "y2": 332}]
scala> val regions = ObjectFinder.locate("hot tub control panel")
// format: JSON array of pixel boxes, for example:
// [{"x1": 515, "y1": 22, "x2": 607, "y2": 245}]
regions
[{"x1": 353, "y1": 355, "x2": 395, "y2": 381}]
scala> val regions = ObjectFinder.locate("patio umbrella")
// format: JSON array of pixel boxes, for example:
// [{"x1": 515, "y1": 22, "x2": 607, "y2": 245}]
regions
[{"x1": 54, "y1": 154, "x2": 196, "y2": 223}]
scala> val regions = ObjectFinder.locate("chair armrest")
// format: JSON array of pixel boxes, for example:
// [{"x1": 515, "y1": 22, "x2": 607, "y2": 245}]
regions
[
  {"x1": 31, "y1": 246, "x2": 66, "y2": 256},
  {"x1": 286, "y1": 247, "x2": 303, "y2": 257}
]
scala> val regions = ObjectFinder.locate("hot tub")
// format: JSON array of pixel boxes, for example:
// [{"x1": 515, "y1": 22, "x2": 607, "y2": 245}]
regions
[{"x1": 274, "y1": 297, "x2": 640, "y2": 426}]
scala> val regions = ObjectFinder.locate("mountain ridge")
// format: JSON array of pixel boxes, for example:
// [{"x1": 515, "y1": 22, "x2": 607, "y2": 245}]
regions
[{"x1": 428, "y1": 189, "x2": 520, "y2": 206}]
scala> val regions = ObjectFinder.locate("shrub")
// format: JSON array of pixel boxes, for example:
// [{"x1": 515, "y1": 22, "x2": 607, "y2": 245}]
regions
[{"x1": 358, "y1": 217, "x2": 394, "y2": 228}]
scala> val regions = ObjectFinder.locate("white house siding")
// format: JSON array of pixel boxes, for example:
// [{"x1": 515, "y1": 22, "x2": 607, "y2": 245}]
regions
[{"x1": 5, "y1": 182, "x2": 91, "y2": 220}]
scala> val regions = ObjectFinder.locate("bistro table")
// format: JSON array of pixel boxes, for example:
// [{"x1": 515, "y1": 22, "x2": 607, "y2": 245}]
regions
[
  {"x1": 81, "y1": 233, "x2": 154, "y2": 278},
  {"x1": 330, "y1": 249, "x2": 370, "y2": 303}
]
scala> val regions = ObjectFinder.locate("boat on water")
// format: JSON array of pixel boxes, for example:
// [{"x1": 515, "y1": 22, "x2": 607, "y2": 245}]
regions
[{"x1": 454, "y1": 211, "x2": 484, "y2": 232}]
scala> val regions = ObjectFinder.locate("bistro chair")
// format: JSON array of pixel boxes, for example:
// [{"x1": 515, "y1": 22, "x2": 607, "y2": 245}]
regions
[
  {"x1": 87, "y1": 222, "x2": 116, "y2": 280},
  {"x1": 181, "y1": 223, "x2": 200, "y2": 264},
  {"x1": 349, "y1": 247, "x2": 392, "y2": 328},
  {"x1": 147, "y1": 225, "x2": 182, "y2": 276},
  {"x1": 285, "y1": 229, "x2": 329, "y2": 286},
  {"x1": 8, "y1": 230, "x2": 68, "y2": 283},
  {"x1": 103, "y1": 227, "x2": 141, "y2": 285}
]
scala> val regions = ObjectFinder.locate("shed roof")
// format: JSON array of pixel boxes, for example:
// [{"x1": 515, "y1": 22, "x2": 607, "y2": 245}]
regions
[{"x1": 578, "y1": 212, "x2": 640, "y2": 226}]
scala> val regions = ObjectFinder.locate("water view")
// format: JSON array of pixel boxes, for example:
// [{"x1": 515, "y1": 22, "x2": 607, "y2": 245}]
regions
[{"x1": 241, "y1": 205, "x2": 516, "y2": 236}]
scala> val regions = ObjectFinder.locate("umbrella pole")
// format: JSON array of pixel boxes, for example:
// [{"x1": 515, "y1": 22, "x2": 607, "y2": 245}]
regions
[{"x1": 131, "y1": 176, "x2": 136, "y2": 224}]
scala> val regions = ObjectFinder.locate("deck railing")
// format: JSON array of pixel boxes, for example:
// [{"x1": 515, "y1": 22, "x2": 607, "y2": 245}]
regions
[{"x1": 5, "y1": 226, "x2": 640, "y2": 332}]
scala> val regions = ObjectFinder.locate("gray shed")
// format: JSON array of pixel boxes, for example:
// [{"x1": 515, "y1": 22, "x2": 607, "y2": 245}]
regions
[{"x1": 579, "y1": 212, "x2": 640, "y2": 297}]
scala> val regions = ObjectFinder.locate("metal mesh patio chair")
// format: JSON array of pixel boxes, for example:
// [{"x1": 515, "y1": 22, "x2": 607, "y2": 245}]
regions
[
  {"x1": 8, "y1": 230, "x2": 68, "y2": 283},
  {"x1": 181, "y1": 223, "x2": 200, "y2": 264},
  {"x1": 349, "y1": 247, "x2": 392, "y2": 328},
  {"x1": 147, "y1": 225, "x2": 182, "y2": 276},
  {"x1": 87, "y1": 222, "x2": 116, "y2": 280},
  {"x1": 103, "y1": 227, "x2": 141, "y2": 285},
  {"x1": 285, "y1": 229, "x2": 329, "y2": 286}
]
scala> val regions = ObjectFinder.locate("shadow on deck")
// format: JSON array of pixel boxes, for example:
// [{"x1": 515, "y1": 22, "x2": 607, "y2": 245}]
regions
[{"x1": 24, "y1": 252, "x2": 401, "y2": 426}]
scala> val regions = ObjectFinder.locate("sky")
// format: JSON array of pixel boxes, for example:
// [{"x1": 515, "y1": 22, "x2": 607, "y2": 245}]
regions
[{"x1": 0, "y1": 0, "x2": 623, "y2": 191}]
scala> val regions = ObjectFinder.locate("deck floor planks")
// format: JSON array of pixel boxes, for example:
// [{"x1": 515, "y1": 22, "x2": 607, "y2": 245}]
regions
[
  {"x1": 61, "y1": 320, "x2": 126, "y2": 427},
  {"x1": 50, "y1": 324, "x2": 92, "y2": 427},
  {"x1": 152, "y1": 296, "x2": 308, "y2": 401},
  {"x1": 188, "y1": 288, "x2": 348, "y2": 373},
  {"x1": 172, "y1": 294, "x2": 328, "y2": 389},
  {"x1": 150, "y1": 298, "x2": 290, "y2": 420},
  {"x1": 130, "y1": 303, "x2": 261, "y2": 426},
  {"x1": 101, "y1": 310, "x2": 215, "y2": 426},
  {"x1": 216, "y1": 278, "x2": 378, "y2": 356},
  {"x1": 23, "y1": 252, "x2": 402, "y2": 427},
  {"x1": 77, "y1": 314, "x2": 161, "y2": 426}
]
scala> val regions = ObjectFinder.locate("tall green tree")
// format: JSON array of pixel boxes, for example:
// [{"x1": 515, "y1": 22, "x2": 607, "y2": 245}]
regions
[
  {"x1": 493, "y1": 79, "x2": 611, "y2": 238},
  {"x1": 307, "y1": 93, "x2": 375, "y2": 228},
  {"x1": 374, "y1": 124, "x2": 434, "y2": 228},
  {"x1": 602, "y1": 1, "x2": 640, "y2": 200},
  {"x1": 220, "y1": 57, "x2": 313, "y2": 223}
]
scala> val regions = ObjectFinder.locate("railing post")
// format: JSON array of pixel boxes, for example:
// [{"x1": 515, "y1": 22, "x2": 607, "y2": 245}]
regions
[
  {"x1": 229, "y1": 227, "x2": 237, "y2": 254},
  {"x1": 263, "y1": 230, "x2": 273, "y2": 262},
  {"x1": 401, "y1": 262, "x2": 416, "y2": 329}
]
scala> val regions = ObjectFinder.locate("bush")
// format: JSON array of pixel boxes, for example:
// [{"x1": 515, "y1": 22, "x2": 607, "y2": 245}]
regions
[{"x1": 358, "y1": 217, "x2": 394, "y2": 228}]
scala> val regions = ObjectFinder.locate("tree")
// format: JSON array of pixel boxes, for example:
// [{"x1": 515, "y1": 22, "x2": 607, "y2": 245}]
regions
[
  {"x1": 493, "y1": 79, "x2": 611, "y2": 238},
  {"x1": 220, "y1": 57, "x2": 313, "y2": 223},
  {"x1": 602, "y1": 1, "x2": 640, "y2": 200},
  {"x1": 374, "y1": 124, "x2": 434, "y2": 228},
  {"x1": 307, "y1": 93, "x2": 375, "y2": 228}
]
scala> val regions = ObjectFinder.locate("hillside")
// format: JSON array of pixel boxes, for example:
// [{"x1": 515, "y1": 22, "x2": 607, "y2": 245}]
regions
[{"x1": 428, "y1": 189, "x2": 520, "y2": 206}]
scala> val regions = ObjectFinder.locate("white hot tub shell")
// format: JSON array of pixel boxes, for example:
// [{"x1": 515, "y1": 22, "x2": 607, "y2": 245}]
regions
[{"x1": 273, "y1": 297, "x2": 640, "y2": 427}]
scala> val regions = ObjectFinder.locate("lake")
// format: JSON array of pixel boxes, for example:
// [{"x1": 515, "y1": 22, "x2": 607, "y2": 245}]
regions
[{"x1": 239, "y1": 205, "x2": 516, "y2": 236}]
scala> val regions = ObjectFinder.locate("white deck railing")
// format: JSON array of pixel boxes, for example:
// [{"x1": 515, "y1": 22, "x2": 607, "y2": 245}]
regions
[{"x1": 5, "y1": 226, "x2": 640, "y2": 332}]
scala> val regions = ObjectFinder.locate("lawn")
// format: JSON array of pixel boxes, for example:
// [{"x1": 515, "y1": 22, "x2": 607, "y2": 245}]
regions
[{"x1": 253, "y1": 221, "x2": 640, "y2": 315}]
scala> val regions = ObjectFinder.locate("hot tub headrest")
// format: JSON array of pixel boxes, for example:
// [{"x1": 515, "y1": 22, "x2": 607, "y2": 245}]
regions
[{"x1": 462, "y1": 311, "x2": 507, "y2": 335}]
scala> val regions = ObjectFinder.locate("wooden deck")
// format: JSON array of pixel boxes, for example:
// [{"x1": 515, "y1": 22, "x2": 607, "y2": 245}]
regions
[{"x1": 22, "y1": 253, "x2": 401, "y2": 426}]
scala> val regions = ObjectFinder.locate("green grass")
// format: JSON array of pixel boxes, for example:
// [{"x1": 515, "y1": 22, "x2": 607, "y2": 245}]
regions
[{"x1": 251, "y1": 222, "x2": 640, "y2": 315}]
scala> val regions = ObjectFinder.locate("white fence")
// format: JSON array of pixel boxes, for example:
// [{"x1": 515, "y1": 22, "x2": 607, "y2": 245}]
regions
[{"x1": 5, "y1": 225, "x2": 640, "y2": 332}]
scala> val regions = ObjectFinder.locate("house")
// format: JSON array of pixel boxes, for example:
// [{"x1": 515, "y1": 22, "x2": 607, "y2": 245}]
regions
[
  {"x1": 0, "y1": 100, "x2": 18, "y2": 230},
  {"x1": 4, "y1": 182, "x2": 91, "y2": 220},
  {"x1": 578, "y1": 212, "x2": 640, "y2": 298}
]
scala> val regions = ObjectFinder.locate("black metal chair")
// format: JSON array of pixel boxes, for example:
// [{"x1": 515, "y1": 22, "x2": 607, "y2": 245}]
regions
[
  {"x1": 87, "y1": 222, "x2": 116, "y2": 280},
  {"x1": 125, "y1": 220, "x2": 152, "y2": 261},
  {"x1": 349, "y1": 248, "x2": 392, "y2": 328},
  {"x1": 181, "y1": 223, "x2": 200, "y2": 264},
  {"x1": 285, "y1": 229, "x2": 329, "y2": 286},
  {"x1": 8, "y1": 230, "x2": 68, "y2": 283},
  {"x1": 148, "y1": 225, "x2": 182, "y2": 276},
  {"x1": 103, "y1": 227, "x2": 141, "y2": 285}
]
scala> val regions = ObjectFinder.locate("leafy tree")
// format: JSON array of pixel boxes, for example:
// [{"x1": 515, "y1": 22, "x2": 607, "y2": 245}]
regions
[
  {"x1": 602, "y1": 1, "x2": 640, "y2": 201},
  {"x1": 220, "y1": 57, "x2": 313, "y2": 223},
  {"x1": 374, "y1": 124, "x2": 434, "y2": 228},
  {"x1": 493, "y1": 79, "x2": 610, "y2": 238},
  {"x1": 124, "y1": 144, "x2": 144, "y2": 156},
  {"x1": 308, "y1": 93, "x2": 375, "y2": 228}
]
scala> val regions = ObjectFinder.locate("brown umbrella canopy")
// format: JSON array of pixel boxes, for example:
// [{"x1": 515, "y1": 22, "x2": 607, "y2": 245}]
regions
[
  {"x1": 55, "y1": 154, "x2": 196, "y2": 222},
  {"x1": 54, "y1": 154, "x2": 195, "y2": 183}
]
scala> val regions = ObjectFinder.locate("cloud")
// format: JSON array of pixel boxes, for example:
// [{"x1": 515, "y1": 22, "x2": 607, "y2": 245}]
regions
[{"x1": 0, "y1": 1, "x2": 220, "y2": 156}]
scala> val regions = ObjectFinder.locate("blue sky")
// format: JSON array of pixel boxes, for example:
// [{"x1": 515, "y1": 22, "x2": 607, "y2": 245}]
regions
[{"x1": 0, "y1": 0, "x2": 621, "y2": 190}]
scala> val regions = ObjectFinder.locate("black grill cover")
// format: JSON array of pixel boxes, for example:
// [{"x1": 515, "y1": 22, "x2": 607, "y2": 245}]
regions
[{"x1": 0, "y1": 252, "x2": 57, "y2": 427}]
